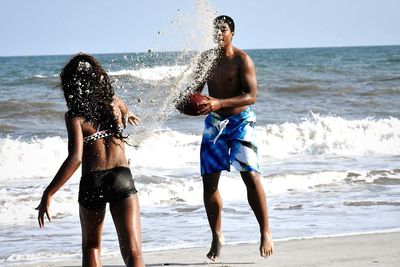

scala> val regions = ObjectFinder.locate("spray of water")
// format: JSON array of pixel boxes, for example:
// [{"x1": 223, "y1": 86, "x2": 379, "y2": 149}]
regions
[{"x1": 118, "y1": 0, "x2": 220, "y2": 146}]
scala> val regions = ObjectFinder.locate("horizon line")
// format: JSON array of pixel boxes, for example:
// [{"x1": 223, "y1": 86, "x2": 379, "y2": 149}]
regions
[{"x1": 1, "y1": 43, "x2": 399, "y2": 58}]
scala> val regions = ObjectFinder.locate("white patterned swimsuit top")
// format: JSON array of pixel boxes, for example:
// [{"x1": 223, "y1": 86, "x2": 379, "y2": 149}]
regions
[{"x1": 83, "y1": 124, "x2": 123, "y2": 145}]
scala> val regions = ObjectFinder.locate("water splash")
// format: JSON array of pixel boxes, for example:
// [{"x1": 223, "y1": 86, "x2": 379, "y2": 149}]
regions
[{"x1": 116, "y1": 0, "x2": 219, "y2": 147}]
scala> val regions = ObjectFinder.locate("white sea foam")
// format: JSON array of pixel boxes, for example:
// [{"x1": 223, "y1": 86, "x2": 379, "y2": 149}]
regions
[
  {"x1": 0, "y1": 137, "x2": 69, "y2": 180},
  {"x1": 1, "y1": 116, "x2": 399, "y2": 227},
  {"x1": 1, "y1": 116, "x2": 399, "y2": 182},
  {"x1": 109, "y1": 65, "x2": 188, "y2": 81},
  {"x1": 1, "y1": 251, "x2": 80, "y2": 266},
  {"x1": 257, "y1": 114, "x2": 400, "y2": 157},
  {"x1": 2, "y1": 115, "x2": 398, "y2": 226},
  {"x1": 0, "y1": 169, "x2": 357, "y2": 226},
  {"x1": 31, "y1": 74, "x2": 58, "y2": 79}
]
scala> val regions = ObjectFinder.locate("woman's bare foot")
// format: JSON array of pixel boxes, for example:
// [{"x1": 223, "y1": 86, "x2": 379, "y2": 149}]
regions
[
  {"x1": 260, "y1": 231, "x2": 273, "y2": 258},
  {"x1": 207, "y1": 234, "x2": 225, "y2": 261}
]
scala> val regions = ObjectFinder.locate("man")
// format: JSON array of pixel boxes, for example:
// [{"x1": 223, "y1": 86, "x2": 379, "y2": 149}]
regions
[{"x1": 185, "y1": 15, "x2": 273, "y2": 260}]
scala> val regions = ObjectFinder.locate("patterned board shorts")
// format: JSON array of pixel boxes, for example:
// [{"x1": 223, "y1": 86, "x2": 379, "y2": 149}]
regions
[{"x1": 200, "y1": 107, "x2": 260, "y2": 176}]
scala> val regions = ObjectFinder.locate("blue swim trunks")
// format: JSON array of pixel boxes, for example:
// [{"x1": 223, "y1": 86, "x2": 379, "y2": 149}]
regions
[{"x1": 200, "y1": 107, "x2": 260, "y2": 176}]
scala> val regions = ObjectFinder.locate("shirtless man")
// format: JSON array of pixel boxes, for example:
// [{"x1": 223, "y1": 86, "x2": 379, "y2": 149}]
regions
[{"x1": 185, "y1": 15, "x2": 274, "y2": 260}]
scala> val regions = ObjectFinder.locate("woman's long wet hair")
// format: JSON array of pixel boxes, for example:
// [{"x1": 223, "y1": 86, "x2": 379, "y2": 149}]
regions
[{"x1": 60, "y1": 53, "x2": 120, "y2": 135}]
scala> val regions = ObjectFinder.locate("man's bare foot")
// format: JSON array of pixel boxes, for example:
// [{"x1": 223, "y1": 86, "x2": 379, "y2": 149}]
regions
[
  {"x1": 260, "y1": 231, "x2": 273, "y2": 258},
  {"x1": 207, "y1": 234, "x2": 224, "y2": 261}
]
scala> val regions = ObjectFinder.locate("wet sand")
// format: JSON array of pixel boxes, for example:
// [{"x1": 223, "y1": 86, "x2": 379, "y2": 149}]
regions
[{"x1": 27, "y1": 231, "x2": 400, "y2": 267}]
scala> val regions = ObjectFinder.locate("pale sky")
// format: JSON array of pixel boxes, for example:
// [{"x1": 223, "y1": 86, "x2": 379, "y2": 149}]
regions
[{"x1": 1, "y1": 0, "x2": 399, "y2": 56}]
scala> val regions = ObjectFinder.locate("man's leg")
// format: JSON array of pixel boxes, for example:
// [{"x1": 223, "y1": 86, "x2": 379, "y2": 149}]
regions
[
  {"x1": 203, "y1": 172, "x2": 224, "y2": 261},
  {"x1": 240, "y1": 171, "x2": 273, "y2": 258}
]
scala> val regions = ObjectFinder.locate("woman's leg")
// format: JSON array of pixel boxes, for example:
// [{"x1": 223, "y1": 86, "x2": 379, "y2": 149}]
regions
[
  {"x1": 79, "y1": 205, "x2": 106, "y2": 267},
  {"x1": 110, "y1": 194, "x2": 144, "y2": 267}
]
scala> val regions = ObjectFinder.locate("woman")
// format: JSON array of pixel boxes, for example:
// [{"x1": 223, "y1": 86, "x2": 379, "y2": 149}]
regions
[{"x1": 36, "y1": 53, "x2": 144, "y2": 267}]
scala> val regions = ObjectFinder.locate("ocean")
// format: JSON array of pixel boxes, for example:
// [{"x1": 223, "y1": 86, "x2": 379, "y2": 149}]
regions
[{"x1": 1, "y1": 45, "x2": 400, "y2": 265}]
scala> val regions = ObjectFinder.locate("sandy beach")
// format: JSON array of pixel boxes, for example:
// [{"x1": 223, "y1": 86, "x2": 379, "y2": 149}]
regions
[{"x1": 24, "y1": 231, "x2": 399, "y2": 267}]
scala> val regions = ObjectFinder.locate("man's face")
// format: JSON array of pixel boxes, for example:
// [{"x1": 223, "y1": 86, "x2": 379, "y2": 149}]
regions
[{"x1": 213, "y1": 22, "x2": 233, "y2": 48}]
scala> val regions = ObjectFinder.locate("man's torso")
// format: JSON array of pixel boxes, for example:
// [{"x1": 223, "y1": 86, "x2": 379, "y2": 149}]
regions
[{"x1": 207, "y1": 47, "x2": 248, "y2": 115}]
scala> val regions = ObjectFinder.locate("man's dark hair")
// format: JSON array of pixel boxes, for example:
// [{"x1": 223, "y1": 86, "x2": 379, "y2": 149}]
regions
[{"x1": 214, "y1": 15, "x2": 235, "y2": 32}]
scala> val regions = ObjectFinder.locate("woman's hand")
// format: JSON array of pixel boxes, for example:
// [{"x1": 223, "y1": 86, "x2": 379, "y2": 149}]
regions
[
  {"x1": 125, "y1": 112, "x2": 141, "y2": 127},
  {"x1": 36, "y1": 192, "x2": 53, "y2": 228}
]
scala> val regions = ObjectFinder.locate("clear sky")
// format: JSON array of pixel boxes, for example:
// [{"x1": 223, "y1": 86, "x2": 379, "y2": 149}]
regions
[{"x1": 1, "y1": 0, "x2": 399, "y2": 56}]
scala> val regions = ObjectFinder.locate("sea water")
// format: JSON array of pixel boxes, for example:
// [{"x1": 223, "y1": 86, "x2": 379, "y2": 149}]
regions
[{"x1": 1, "y1": 17, "x2": 400, "y2": 267}]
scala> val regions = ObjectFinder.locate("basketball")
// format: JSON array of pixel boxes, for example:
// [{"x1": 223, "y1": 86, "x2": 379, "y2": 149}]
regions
[{"x1": 176, "y1": 93, "x2": 208, "y2": 116}]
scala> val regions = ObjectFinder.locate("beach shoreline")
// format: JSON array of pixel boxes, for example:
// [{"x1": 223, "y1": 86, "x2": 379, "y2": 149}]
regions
[{"x1": 19, "y1": 231, "x2": 400, "y2": 267}]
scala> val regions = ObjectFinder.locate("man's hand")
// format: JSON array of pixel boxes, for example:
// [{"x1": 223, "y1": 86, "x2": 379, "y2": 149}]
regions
[{"x1": 198, "y1": 96, "x2": 224, "y2": 115}]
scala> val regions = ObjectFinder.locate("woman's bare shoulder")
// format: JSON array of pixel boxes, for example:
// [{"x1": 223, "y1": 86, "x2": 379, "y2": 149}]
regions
[
  {"x1": 112, "y1": 96, "x2": 127, "y2": 107},
  {"x1": 64, "y1": 111, "x2": 81, "y2": 122}
]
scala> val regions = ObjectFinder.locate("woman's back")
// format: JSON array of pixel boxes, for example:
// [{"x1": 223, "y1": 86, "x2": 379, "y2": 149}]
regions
[{"x1": 79, "y1": 97, "x2": 130, "y2": 173}]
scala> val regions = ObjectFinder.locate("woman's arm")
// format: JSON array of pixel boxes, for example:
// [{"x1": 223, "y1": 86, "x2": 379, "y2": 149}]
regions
[
  {"x1": 36, "y1": 114, "x2": 83, "y2": 227},
  {"x1": 115, "y1": 97, "x2": 140, "y2": 127}
]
